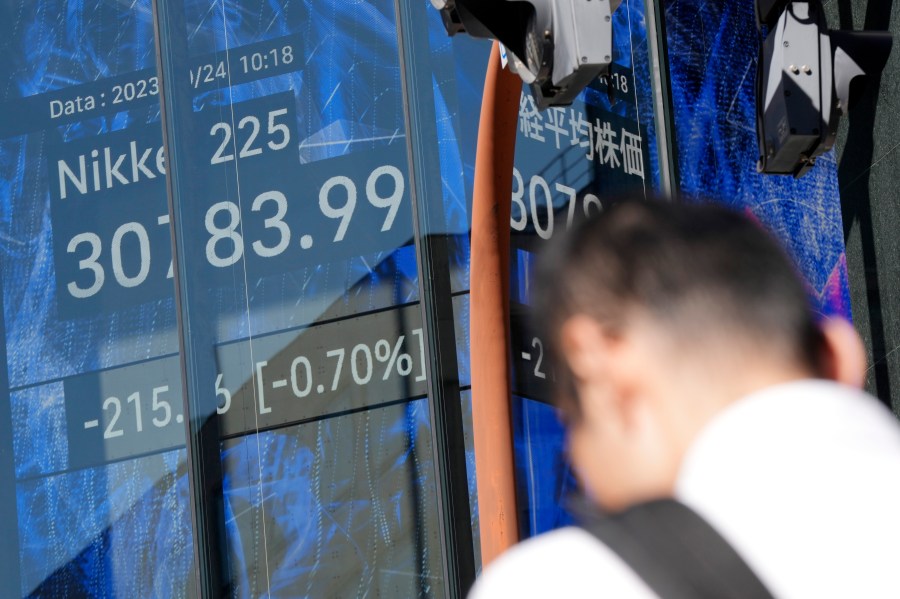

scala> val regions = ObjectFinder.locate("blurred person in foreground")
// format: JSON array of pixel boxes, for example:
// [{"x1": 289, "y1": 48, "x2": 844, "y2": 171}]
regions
[{"x1": 469, "y1": 200, "x2": 900, "y2": 598}]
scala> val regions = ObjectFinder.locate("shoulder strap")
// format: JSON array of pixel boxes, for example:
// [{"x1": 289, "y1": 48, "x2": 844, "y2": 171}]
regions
[{"x1": 571, "y1": 497, "x2": 775, "y2": 599}]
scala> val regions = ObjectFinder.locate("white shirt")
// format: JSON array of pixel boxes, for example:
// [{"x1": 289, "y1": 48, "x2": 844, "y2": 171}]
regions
[{"x1": 469, "y1": 380, "x2": 900, "y2": 598}]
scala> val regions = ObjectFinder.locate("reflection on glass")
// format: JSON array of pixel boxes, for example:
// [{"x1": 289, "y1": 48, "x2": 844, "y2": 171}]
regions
[
  {"x1": 222, "y1": 399, "x2": 440, "y2": 597},
  {"x1": 458, "y1": 390, "x2": 481, "y2": 572},
  {"x1": 510, "y1": 396, "x2": 576, "y2": 538},
  {"x1": 156, "y1": 0, "x2": 445, "y2": 595},
  {"x1": 0, "y1": 1, "x2": 190, "y2": 596},
  {"x1": 421, "y1": 0, "x2": 662, "y2": 542},
  {"x1": 665, "y1": 1, "x2": 849, "y2": 319},
  {"x1": 506, "y1": 0, "x2": 662, "y2": 537}
]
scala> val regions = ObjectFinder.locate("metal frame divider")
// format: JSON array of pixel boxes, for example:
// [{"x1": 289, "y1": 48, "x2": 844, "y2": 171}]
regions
[
  {"x1": 645, "y1": 0, "x2": 681, "y2": 197},
  {"x1": 394, "y1": 2, "x2": 478, "y2": 598},
  {"x1": 0, "y1": 269, "x2": 21, "y2": 595},
  {"x1": 151, "y1": 1, "x2": 231, "y2": 596}
]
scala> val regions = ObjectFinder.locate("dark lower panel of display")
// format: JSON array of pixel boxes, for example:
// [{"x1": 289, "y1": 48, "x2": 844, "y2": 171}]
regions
[
  {"x1": 220, "y1": 397, "x2": 444, "y2": 598},
  {"x1": 511, "y1": 395, "x2": 577, "y2": 539}
]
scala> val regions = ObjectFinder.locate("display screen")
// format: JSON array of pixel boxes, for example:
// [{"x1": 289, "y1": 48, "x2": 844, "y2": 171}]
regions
[
  {"x1": 0, "y1": 1, "x2": 189, "y2": 596},
  {"x1": 154, "y1": 0, "x2": 444, "y2": 596},
  {"x1": 0, "y1": 0, "x2": 734, "y2": 593},
  {"x1": 506, "y1": 0, "x2": 661, "y2": 538},
  {"x1": 329, "y1": 0, "x2": 662, "y2": 567},
  {"x1": 423, "y1": 0, "x2": 663, "y2": 542},
  {"x1": 665, "y1": 0, "x2": 851, "y2": 317},
  {"x1": 1, "y1": 0, "x2": 444, "y2": 596}
]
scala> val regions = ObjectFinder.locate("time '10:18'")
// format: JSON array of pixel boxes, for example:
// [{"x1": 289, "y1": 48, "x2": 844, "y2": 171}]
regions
[{"x1": 239, "y1": 45, "x2": 294, "y2": 74}]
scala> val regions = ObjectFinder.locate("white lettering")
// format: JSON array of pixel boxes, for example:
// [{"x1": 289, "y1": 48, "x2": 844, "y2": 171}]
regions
[
  {"x1": 49, "y1": 95, "x2": 96, "y2": 119},
  {"x1": 58, "y1": 156, "x2": 88, "y2": 199},
  {"x1": 104, "y1": 148, "x2": 129, "y2": 188},
  {"x1": 130, "y1": 141, "x2": 156, "y2": 181},
  {"x1": 55, "y1": 138, "x2": 166, "y2": 199},
  {"x1": 90, "y1": 149, "x2": 101, "y2": 192},
  {"x1": 156, "y1": 146, "x2": 166, "y2": 176}
]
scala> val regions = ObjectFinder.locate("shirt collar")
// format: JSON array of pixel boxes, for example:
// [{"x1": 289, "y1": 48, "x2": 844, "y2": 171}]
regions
[{"x1": 674, "y1": 379, "x2": 865, "y2": 501}]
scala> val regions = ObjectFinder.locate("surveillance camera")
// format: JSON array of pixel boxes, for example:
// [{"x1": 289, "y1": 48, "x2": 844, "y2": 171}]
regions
[{"x1": 431, "y1": 0, "x2": 622, "y2": 109}]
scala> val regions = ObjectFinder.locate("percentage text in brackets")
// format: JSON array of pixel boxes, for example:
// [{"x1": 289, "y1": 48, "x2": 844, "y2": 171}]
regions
[
  {"x1": 212, "y1": 306, "x2": 429, "y2": 437},
  {"x1": 375, "y1": 336, "x2": 413, "y2": 379}
]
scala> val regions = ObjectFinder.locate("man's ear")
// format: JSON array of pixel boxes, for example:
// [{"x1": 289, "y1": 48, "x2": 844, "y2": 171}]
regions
[
  {"x1": 819, "y1": 318, "x2": 867, "y2": 389},
  {"x1": 559, "y1": 315, "x2": 611, "y2": 383},
  {"x1": 559, "y1": 315, "x2": 635, "y2": 434}
]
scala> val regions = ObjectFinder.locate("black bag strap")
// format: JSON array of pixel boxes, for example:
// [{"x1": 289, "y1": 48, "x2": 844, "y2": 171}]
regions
[{"x1": 570, "y1": 497, "x2": 776, "y2": 599}]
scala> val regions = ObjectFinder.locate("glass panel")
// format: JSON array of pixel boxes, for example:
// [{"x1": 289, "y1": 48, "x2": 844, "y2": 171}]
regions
[
  {"x1": 663, "y1": 1, "x2": 850, "y2": 320},
  {"x1": 507, "y1": 0, "x2": 663, "y2": 537},
  {"x1": 458, "y1": 390, "x2": 481, "y2": 571},
  {"x1": 152, "y1": 0, "x2": 444, "y2": 595},
  {"x1": 395, "y1": 4, "x2": 487, "y2": 582},
  {"x1": 413, "y1": 0, "x2": 666, "y2": 549},
  {"x1": 510, "y1": 396, "x2": 576, "y2": 538},
  {"x1": 0, "y1": 1, "x2": 190, "y2": 596},
  {"x1": 221, "y1": 398, "x2": 439, "y2": 597}
]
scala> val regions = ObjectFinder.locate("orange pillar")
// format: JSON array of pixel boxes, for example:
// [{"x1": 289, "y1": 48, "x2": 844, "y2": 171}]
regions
[{"x1": 470, "y1": 41, "x2": 522, "y2": 566}]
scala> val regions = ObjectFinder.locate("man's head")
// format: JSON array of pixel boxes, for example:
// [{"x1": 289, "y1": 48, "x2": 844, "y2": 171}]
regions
[{"x1": 533, "y1": 199, "x2": 865, "y2": 512}]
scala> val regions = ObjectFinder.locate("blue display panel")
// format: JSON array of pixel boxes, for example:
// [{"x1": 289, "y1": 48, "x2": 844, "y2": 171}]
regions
[
  {"x1": 511, "y1": 0, "x2": 659, "y2": 252},
  {"x1": 507, "y1": 0, "x2": 661, "y2": 538},
  {"x1": 511, "y1": 396, "x2": 577, "y2": 538},
  {"x1": 221, "y1": 398, "x2": 440, "y2": 597},
  {"x1": 458, "y1": 390, "x2": 482, "y2": 572},
  {"x1": 153, "y1": 0, "x2": 444, "y2": 595},
  {"x1": 0, "y1": 1, "x2": 191, "y2": 596},
  {"x1": 420, "y1": 0, "x2": 662, "y2": 544},
  {"x1": 665, "y1": 0, "x2": 851, "y2": 318}
]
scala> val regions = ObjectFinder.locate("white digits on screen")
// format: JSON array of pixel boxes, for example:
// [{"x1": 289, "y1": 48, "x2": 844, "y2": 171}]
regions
[
  {"x1": 532, "y1": 337, "x2": 546, "y2": 379},
  {"x1": 210, "y1": 122, "x2": 234, "y2": 165},
  {"x1": 559, "y1": 183, "x2": 577, "y2": 228},
  {"x1": 151, "y1": 386, "x2": 172, "y2": 427},
  {"x1": 319, "y1": 176, "x2": 357, "y2": 242},
  {"x1": 67, "y1": 232, "x2": 105, "y2": 298},
  {"x1": 281, "y1": 45, "x2": 294, "y2": 65},
  {"x1": 210, "y1": 109, "x2": 292, "y2": 164},
  {"x1": 205, "y1": 201, "x2": 244, "y2": 267},
  {"x1": 67, "y1": 223, "x2": 154, "y2": 298},
  {"x1": 111, "y1": 223, "x2": 151, "y2": 288},
  {"x1": 127, "y1": 392, "x2": 143, "y2": 432},
  {"x1": 157, "y1": 214, "x2": 174, "y2": 278},
  {"x1": 237, "y1": 116, "x2": 263, "y2": 158},
  {"x1": 584, "y1": 193, "x2": 603, "y2": 217},
  {"x1": 510, "y1": 168, "x2": 528, "y2": 232},
  {"x1": 215, "y1": 373, "x2": 232, "y2": 415},
  {"x1": 366, "y1": 165, "x2": 404, "y2": 232},
  {"x1": 251, "y1": 191, "x2": 290, "y2": 257},
  {"x1": 529, "y1": 175, "x2": 554, "y2": 240},
  {"x1": 290, "y1": 356, "x2": 313, "y2": 398},
  {"x1": 351, "y1": 343, "x2": 374, "y2": 385},
  {"x1": 326, "y1": 348, "x2": 345, "y2": 391},
  {"x1": 267, "y1": 109, "x2": 291, "y2": 151},
  {"x1": 510, "y1": 169, "x2": 605, "y2": 237},
  {"x1": 103, "y1": 396, "x2": 124, "y2": 439}
]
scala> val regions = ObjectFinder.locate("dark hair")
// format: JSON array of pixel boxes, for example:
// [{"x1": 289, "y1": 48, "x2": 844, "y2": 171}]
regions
[{"x1": 532, "y1": 199, "x2": 824, "y2": 418}]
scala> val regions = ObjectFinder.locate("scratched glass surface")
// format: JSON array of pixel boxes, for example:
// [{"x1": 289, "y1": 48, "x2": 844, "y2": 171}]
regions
[
  {"x1": 0, "y1": 0, "x2": 191, "y2": 596},
  {"x1": 665, "y1": 0, "x2": 850, "y2": 317},
  {"x1": 506, "y1": 0, "x2": 662, "y2": 537},
  {"x1": 416, "y1": 0, "x2": 662, "y2": 541},
  {"x1": 162, "y1": 0, "x2": 444, "y2": 596}
]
